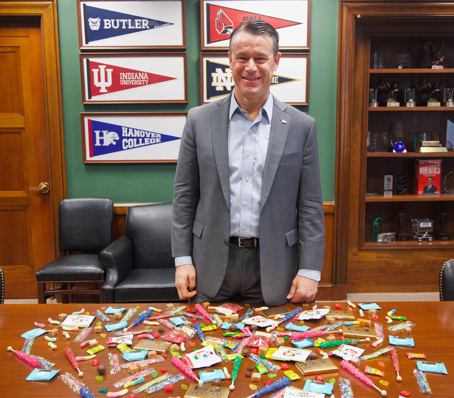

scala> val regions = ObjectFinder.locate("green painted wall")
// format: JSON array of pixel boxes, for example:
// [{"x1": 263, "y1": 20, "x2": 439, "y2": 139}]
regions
[{"x1": 58, "y1": 0, "x2": 338, "y2": 202}]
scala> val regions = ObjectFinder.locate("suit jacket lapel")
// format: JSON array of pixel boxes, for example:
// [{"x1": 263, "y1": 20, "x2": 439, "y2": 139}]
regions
[
  {"x1": 212, "y1": 95, "x2": 231, "y2": 208},
  {"x1": 260, "y1": 97, "x2": 290, "y2": 212}
]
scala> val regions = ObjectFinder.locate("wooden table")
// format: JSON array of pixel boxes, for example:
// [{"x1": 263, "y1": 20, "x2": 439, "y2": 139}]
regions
[{"x1": 0, "y1": 302, "x2": 452, "y2": 397}]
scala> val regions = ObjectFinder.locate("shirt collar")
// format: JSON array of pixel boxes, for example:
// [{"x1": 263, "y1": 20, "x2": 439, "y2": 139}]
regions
[{"x1": 229, "y1": 90, "x2": 273, "y2": 123}]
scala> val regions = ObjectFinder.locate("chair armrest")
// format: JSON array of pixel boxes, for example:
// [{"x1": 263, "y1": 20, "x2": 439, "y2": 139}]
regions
[{"x1": 99, "y1": 236, "x2": 133, "y2": 302}]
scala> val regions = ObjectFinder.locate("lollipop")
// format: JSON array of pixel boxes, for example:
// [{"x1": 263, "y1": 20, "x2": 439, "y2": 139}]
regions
[
  {"x1": 7, "y1": 346, "x2": 40, "y2": 367},
  {"x1": 171, "y1": 353, "x2": 202, "y2": 385},
  {"x1": 340, "y1": 360, "x2": 387, "y2": 396},
  {"x1": 280, "y1": 307, "x2": 302, "y2": 324},
  {"x1": 124, "y1": 309, "x2": 153, "y2": 331},
  {"x1": 64, "y1": 347, "x2": 84, "y2": 377},
  {"x1": 390, "y1": 349, "x2": 402, "y2": 381},
  {"x1": 195, "y1": 303, "x2": 213, "y2": 322},
  {"x1": 246, "y1": 376, "x2": 292, "y2": 398},
  {"x1": 229, "y1": 356, "x2": 242, "y2": 391}
]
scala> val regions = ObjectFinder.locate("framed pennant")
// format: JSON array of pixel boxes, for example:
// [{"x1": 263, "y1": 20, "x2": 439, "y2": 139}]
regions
[
  {"x1": 200, "y1": 53, "x2": 310, "y2": 105},
  {"x1": 80, "y1": 53, "x2": 188, "y2": 104},
  {"x1": 201, "y1": 0, "x2": 310, "y2": 51},
  {"x1": 81, "y1": 113, "x2": 187, "y2": 163},
  {"x1": 77, "y1": 0, "x2": 186, "y2": 49}
]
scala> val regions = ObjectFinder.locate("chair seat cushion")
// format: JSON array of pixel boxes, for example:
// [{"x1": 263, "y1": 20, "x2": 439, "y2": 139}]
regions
[
  {"x1": 36, "y1": 254, "x2": 105, "y2": 282},
  {"x1": 114, "y1": 268, "x2": 178, "y2": 302}
]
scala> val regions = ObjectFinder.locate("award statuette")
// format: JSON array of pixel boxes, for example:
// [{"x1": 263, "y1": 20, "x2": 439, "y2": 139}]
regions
[
  {"x1": 411, "y1": 218, "x2": 434, "y2": 242},
  {"x1": 371, "y1": 217, "x2": 383, "y2": 242},
  {"x1": 397, "y1": 206, "x2": 409, "y2": 241},
  {"x1": 424, "y1": 41, "x2": 445, "y2": 69},
  {"x1": 405, "y1": 88, "x2": 416, "y2": 107},
  {"x1": 443, "y1": 88, "x2": 454, "y2": 107},
  {"x1": 369, "y1": 88, "x2": 379, "y2": 107},
  {"x1": 418, "y1": 78, "x2": 442, "y2": 107},
  {"x1": 438, "y1": 203, "x2": 451, "y2": 241},
  {"x1": 377, "y1": 78, "x2": 400, "y2": 107},
  {"x1": 397, "y1": 172, "x2": 407, "y2": 195}
]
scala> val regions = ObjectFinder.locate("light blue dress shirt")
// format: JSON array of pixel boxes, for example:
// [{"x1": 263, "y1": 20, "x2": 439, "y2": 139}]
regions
[{"x1": 176, "y1": 92, "x2": 320, "y2": 282}]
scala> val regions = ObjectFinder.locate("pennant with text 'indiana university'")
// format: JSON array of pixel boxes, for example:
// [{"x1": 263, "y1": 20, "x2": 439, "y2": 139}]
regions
[
  {"x1": 86, "y1": 60, "x2": 177, "y2": 99},
  {"x1": 206, "y1": 60, "x2": 299, "y2": 101},
  {"x1": 83, "y1": 4, "x2": 173, "y2": 44},
  {"x1": 88, "y1": 119, "x2": 180, "y2": 158},
  {"x1": 206, "y1": 3, "x2": 300, "y2": 45}
]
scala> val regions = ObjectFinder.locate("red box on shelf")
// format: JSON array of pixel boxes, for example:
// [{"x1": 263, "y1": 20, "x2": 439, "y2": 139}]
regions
[{"x1": 415, "y1": 159, "x2": 442, "y2": 195}]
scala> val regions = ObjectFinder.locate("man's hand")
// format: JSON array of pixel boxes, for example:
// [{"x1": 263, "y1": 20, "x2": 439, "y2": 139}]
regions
[
  {"x1": 175, "y1": 264, "x2": 198, "y2": 300},
  {"x1": 287, "y1": 275, "x2": 318, "y2": 303}
]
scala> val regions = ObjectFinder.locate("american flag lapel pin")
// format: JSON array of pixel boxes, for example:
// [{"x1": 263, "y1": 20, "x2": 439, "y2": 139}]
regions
[{"x1": 280, "y1": 119, "x2": 287, "y2": 124}]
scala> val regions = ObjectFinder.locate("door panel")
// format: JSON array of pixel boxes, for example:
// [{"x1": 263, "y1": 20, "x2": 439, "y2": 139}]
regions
[{"x1": 0, "y1": 19, "x2": 55, "y2": 298}]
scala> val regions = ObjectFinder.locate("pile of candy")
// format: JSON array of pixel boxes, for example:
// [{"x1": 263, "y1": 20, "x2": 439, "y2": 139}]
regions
[{"x1": 7, "y1": 302, "x2": 448, "y2": 397}]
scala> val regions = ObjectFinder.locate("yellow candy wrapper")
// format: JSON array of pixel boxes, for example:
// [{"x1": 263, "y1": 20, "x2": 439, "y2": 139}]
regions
[
  {"x1": 365, "y1": 365, "x2": 385, "y2": 377},
  {"x1": 284, "y1": 370, "x2": 301, "y2": 380},
  {"x1": 265, "y1": 348, "x2": 278, "y2": 359},
  {"x1": 87, "y1": 344, "x2": 105, "y2": 355},
  {"x1": 116, "y1": 342, "x2": 131, "y2": 353}
]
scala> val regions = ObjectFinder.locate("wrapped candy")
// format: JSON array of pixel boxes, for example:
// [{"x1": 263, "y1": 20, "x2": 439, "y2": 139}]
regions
[
  {"x1": 319, "y1": 339, "x2": 361, "y2": 349},
  {"x1": 388, "y1": 321, "x2": 416, "y2": 332},
  {"x1": 195, "y1": 303, "x2": 213, "y2": 322},
  {"x1": 122, "y1": 308, "x2": 138, "y2": 322},
  {"x1": 119, "y1": 357, "x2": 164, "y2": 369},
  {"x1": 113, "y1": 368, "x2": 155, "y2": 388},
  {"x1": 249, "y1": 353, "x2": 281, "y2": 373},
  {"x1": 95, "y1": 309, "x2": 110, "y2": 321},
  {"x1": 22, "y1": 337, "x2": 35, "y2": 355},
  {"x1": 361, "y1": 346, "x2": 394, "y2": 360},
  {"x1": 158, "y1": 319, "x2": 175, "y2": 330},
  {"x1": 171, "y1": 354, "x2": 201, "y2": 383},
  {"x1": 162, "y1": 329, "x2": 190, "y2": 344},
  {"x1": 291, "y1": 328, "x2": 341, "y2": 341},
  {"x1": 390, "y1": 349, "x2": 402, "y2": 381},
  {"x1": 339, "y1": 377, "x2": 354, "y2": 398},
  {"x1": 241, "y1": 308, "x2": 254, "y2": 321},
  {"x1": 74, "y1": 327, "x2": 93, "y2": 343},
  {"x1": 413, "y1": 369, "x2": 432, "y2": 394},
  {"x1": 168, "y1": 305, "x2": 189, "y2": 315},
  {"x1": 30, "y1": 355, "x2": 55, "y2": 369},
  {"x1": 60, "y1": 372, "x2": 95, "y2": 398},
  {"x1": 145, "y1": 374, "x2": 185, "y2": 393},
  {"x1": 246, "y1": 376, "x2": 292, "y2": 398},
  {"x1": 229, "y1": 356, "x2": 242, "y2": 390},
  {"x1": 233, "y1": 336, "x2": 250, "y2": 354},
  {"x1": 132, "y1": 374, "x2": 170, "y2": 394},
  {"x1": 109, "y1": 353, "x2": 121, "y2": 374},
  {"x1": 64, "y1": 347, "x2": 84, "y2": 377},
  {"x1": 340, "y1": 360, "x2": 387, "y2": 396},
  {"x1": 325, "y1": 321, "x2": 344, "y2": 332},
  {"x1": 115, "y1": 329, "x2": 149, "y2": 336},
  {"x1": 7, "y1": 346, "x2": 40, "y2": 367}
]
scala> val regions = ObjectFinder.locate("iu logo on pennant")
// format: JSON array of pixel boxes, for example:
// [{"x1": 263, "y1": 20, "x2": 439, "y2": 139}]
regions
[{"x1": 92, "y1": 65, "x2": 113, "y2": 93}]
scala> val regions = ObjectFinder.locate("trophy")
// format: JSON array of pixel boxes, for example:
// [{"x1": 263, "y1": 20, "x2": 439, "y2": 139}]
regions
[
  {"x1": 391, "y1": 121, "x2": 406, "y2": 153},
  {"x1": 443, "y1": 88, "x2": 454, "y2": 107},
  {"x1": 411, "y1": 218, "x2": 433, "y2": 242},
  {"x1": 397, "y1": 172, "x2": 407, "y2": 195},
  {"x1": 369, "y1": 88, "x2": 379, "y2": 107},
  {"x1": 377, "y1": 78, "x2": 399, "y2": 107},
  {"x1": 418, "y1": 78, "x2": 442, "y2": 107},
  {"x1": 405, "y1": 88, "x2": 416, "y2": 107},
  {"x1": 438, "y1": 203, "x2": 451, "y2": 241},
  {"x1": 396, "y1": 52, "x2": 410, "y2": 69},
  {"x1": 424, "y1": 41, "x2": 445, "y2": 69},
  {"x1": 397, "y1": 205, "x2": 410, "y2": 241}
]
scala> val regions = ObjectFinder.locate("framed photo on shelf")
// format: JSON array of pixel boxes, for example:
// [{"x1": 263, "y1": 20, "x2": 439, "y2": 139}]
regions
[
  {"x1": 200, "y1": 53, "x2": 309, "y2": 105},
  {"x1": 80, "y1": 113, "x2": 187, "y2": 163},
  {"x1": 201, "y1": 0, "x2": 310, "y2": 51},
  {"x1": 77, "y1": 0, "x2": 186, "y2": 50},
  {"x1": 79, "y1": 53, "x2": 188, "y2": 104}
]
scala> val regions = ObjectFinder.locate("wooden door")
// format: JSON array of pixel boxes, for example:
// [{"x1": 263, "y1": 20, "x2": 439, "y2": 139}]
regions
[{"x1": 0, "y1": 18, "x2": 55, "y2": 298}]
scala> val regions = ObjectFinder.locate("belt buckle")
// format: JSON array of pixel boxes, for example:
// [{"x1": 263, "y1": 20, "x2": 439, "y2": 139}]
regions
[{"x1": 238, "y1": 238, "x2": 245, "y2": 248}]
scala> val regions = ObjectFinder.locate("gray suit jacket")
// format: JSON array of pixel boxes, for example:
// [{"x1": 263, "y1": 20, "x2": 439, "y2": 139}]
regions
[{"x1": 172, "y1": 94, "x2": 325, "y2": 306}]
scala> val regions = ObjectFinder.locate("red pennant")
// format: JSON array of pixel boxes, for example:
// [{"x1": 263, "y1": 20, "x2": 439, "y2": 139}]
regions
[
  {"x1": 88, "y1": 60, "x2": 176, "y2": 98},
  {"x1": 206, "y1": 4, "x2": 300, "y2": 45}
]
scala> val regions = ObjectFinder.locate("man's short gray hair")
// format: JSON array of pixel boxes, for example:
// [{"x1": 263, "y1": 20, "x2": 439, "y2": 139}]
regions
[{"x1": 229, "y1": 20, "x2": 280, "y2": 58}]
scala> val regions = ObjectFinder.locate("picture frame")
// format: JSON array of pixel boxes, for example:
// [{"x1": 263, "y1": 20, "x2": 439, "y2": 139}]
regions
[
  {"x1": 79, "y1": 53, "x2": 188, "y2": 104},
  {"x1": 201, "y1": 0, "x2": 310, "y2": 51},
  {"x1": 200, "y1": 52, "x2": 310, "y2": 105},
  {"x1": 80, "y1": 113, "x2": 187, "y2": 163},
  {"x1": 77, "y1": 0, "x2": 186, "y2": 50}
]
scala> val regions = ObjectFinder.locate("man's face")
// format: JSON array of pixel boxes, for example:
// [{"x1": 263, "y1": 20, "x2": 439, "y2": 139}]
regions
[
  {"x1": 428, "y1": 177, "x2": 433, "y2": 185},
  {"x1": 228, "y1": 31, "x2": 281, "y2": 103}
]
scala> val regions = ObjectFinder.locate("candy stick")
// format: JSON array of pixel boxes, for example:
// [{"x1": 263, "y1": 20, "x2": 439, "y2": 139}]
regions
[
  {"x1": 64, "y1": 347, "x2": 84, "y2": 377},
  {"x1": 320, "y1": 338, "x2": 369, "y2": 349},
  {"x1": 7, "y1": 346, "x2": 40, "y2": 367},
  {"x1": 194, "y1": 322, "x2": 205, "y2": 341},
  {"x1": 291, "y1": 329, "x2": 342, "y2": 340},
  {"x1": 195, "y1": 303, "x2": 213, "y2": 323},
  {"x1": 229, "y1": 356, "x2": 242, "y2": 390},
  {"x1": 246, "y1": 376, "x2": 292, "y2": 398},
  {"x1": 106, "y1": 389, "x2": 128, "y2": 398},
  {"x1": 340, "y1": 360, "x2": 387, "y2": 396},
  {"x1": 390, "y1": 349, "x2": 402, "y2": 381},
  {"x1": 280, "y1": 307, "x2": 302, "y2": 324},
  {"x1": 123, "y1": 309, "x2": 153, "y2": 332},
  {"x1": 171, "y1": 354, "x2": 202, "y2": 385}
]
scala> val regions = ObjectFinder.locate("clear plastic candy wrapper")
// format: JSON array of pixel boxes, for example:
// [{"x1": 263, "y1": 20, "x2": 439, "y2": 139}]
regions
[
  {"x1": 339, "y1": 377, "x2": 354, "y2": 398},
  {"x1": 162, "y1": 328, "x2": 193, "y2": 343},
  {"x1": 388, "y1": 321, "x2": 416, "y2": 332},
  {"x1": 95, "y1": 309, "x2": 109, "y2": 321},
  {"x1": 122, "y1": 307, "x2": 138, "y2": 322},
  {"x1": 249, "y1": 353, "x2": 281, "y2": 373},
  {"x1": 113, "y1": 368, "x2": 155, "y2": 388},
  {"x1": 360, "y1": 345, "x2": 394, "y2": 360},
  {"x1": 74, "y1": 327, "x2": 93, "y2": 343},
  {"x1": 132, "y1": 374, "x2": 170, "y2": 394},
  {"x1": 247, "y1": 334, "x2": 270, "y2": 347},
  {"x1": 119, "y1": 357, "x2": 164, "y2": 369},
  {"x1": 22, "y1": 337, "x2": 35, "y2": 355},
  {"x1": 374, "y1": 323, "x2": 384, "y2": 339},
  {"x1": 108, "y1": 352, "x2": 121, "y2": 374},
  {"x1": 30, "y1": 355, "x2": 55, "y2": 369},
  {"x1": 145, "y1": 374, "x2": 185, "y2": 394},
  {"x1": 413, "y1": 369, "x2": 432, "y2": 394}
]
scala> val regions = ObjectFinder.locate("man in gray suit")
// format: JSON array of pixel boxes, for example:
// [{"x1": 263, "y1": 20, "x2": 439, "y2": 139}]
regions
[{"x1": 172, "y1": 21, "x2": 325, "y2": 306}]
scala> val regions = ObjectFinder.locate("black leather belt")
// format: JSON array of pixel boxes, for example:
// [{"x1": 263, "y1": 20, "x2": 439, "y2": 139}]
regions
[{"x1": 230, "y1": 237, "x2": 259, "y2": 248}]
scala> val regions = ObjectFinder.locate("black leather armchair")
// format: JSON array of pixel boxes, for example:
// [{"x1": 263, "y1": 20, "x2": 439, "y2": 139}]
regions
[
  {"x1": 440, "y1": 259, "x2": 454, "y2": 301},
  {"x1": 100, "y1": 202, "x2": 181, "y2": 302},
  {"x1": 36, "y1": 198, "x2": 113, "y2": 303}
]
